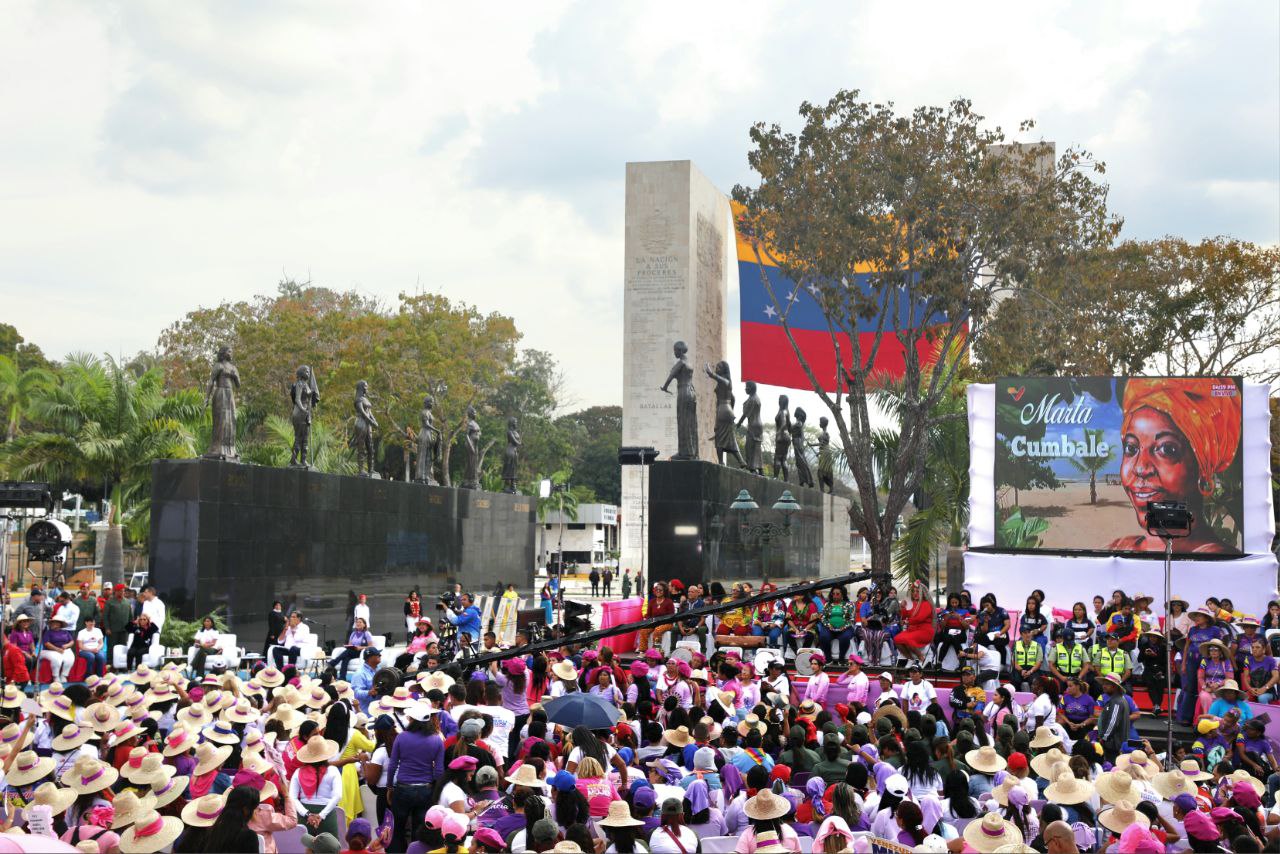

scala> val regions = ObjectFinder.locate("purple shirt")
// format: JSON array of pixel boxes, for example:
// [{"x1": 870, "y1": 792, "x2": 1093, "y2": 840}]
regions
[
  {"x1": 492, "y1": 671, "x2": 530, "y2": 715},
  {"x1": 10, "y1": 630, "x2": 34, "y2": 654},
  {"x1": 1060, "y1": 693, "x2": 1096, "y2": 723},
  {"x1": 386, "y1": 730, "x2": 444, "y2": 787},
  {"x1": 42, "y1": 629, "x2": 73, "y2": 649}
]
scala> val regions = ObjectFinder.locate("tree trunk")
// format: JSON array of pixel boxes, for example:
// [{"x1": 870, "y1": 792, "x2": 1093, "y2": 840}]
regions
[
  {"x1": 1089, "y1": 471, "x2": 1097, "y2": 505},
  {"x1": 868, "y1": 529, "x2": 893, "y2": 581},
  {"x1": 101, "y1": 482, "x2": 125, "y2": 586}
]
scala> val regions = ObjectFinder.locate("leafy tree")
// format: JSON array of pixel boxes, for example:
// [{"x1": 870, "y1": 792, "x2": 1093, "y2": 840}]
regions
[
  {"x1": 537, "y1": 469, "x2": 579, "y2": 569},
  {"x1": 1068, "y1": 427, "x2": 1113, "y2": 505},
  {"x1": 555, "y1": 406, "x2": 622, "y2": 505},
  {"x1": 0, "y1": 324, "x2": 54, "y2": 373},
  {"x1": 1, "y1": 354, "x2": 203, "y2": 583},
  {"x1": 734, "y1": 91, "x2": 1115, "y2": 577},
  {"x1": 0, "y1": 355, "x2": 55, "y2": 441}
]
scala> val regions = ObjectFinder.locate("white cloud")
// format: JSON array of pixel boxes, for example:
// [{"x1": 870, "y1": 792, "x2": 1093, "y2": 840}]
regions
[{"x1": 0, "y1": 0, "x2": 1275, "y2": 412}]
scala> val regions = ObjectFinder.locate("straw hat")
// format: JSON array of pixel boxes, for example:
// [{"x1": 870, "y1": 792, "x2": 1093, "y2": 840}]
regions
[
  {"x1": 1115, "y1": 751, "x2": 1153, "y2": 773},
  {"x1": 44, "y1": 694, "x2": 77, "y2": 722},
  {"x1": 202, "y1": 721, "x2": 241, "y2": 746},
  {"x1": 119, "y1": 747, "x2": 151, "y2": 782},
  {"x1": 6, "y1": 751, "x2": 54, "y2": 787},
  {"x1": 143, "y1": 684, "x2": 178, "y2": 706},
  {"x1": 126, "y1": 754, "x2": 174, "y2": 788},
  {"x1": 118, "y1": 810, "x2": 184, "y2": 854},
  {"x1": 797, "y1": 699, "x2": 819, "y2": 719},
  {"x1": 161, "y1": 726, "x2": 198, "y2": 757},
  {"x1": 508, "y1": 763, "x2": 548, "y2": 789},
  {"x1": 1098, "y1": 800, "x2": 1150, "y2": 835},
  {"x1": 385, "y1": 686, "x2": 414, "y2": 708},
  {"x1": 103, "y1": 681, "x2": 130, "y2": 706},
  {"x1": 1044, "y1": 772, "x2": 1094, "y2": 806},
  {"x1": 1227, "y1": 769, "x2": 1265, "y2": 796},
  {"x1": 175, "y1": 704, "x2": 212, "y2": 729},
  {"x1": 111, "y1": 789, "x2": 158, "y2": 829},
  {"x1": 28, "y1": 782, "x2": 76, "y2": 816},
  {"x1": 1028, "y1": 725, "x2": 1061, "y2": 750},
  {"x1": 663, "y1": 725, "x2": 693, "y2": 747},
  {"x1": 241, "y1": 680, "x2": 266, "y2": 699},
  {"x1": 419, "y1": 671, "x2": 455, "y2": 692},
  {"x1": 1177, "y1": 758, "x2": 1212, "y2": 783},
  {"x1": 256, "y1": 667, "x2": 286, "y2": 687},
  {"x1": 51, "y1": 723, "x2": 94, "y2": 752},
  {"x1": 965, "y1": 745, "x2": 1007, "y2": 774},
  {"x1": 61, "y1": 756, "x2": 119, "y2": 794},
  {"x1": 39, "y1": 682, "x2": 66, "y2": 705},
  {"x1": 0, "y1": 684, "x2": 24, "y2": 709},
  {"x1": 963, "y1": 813, "x2": 1023, "y2": 853},
  {"x1": 109, "y1": 720, "x2": 146, "y2": 747},
  {"x1": 737, "y1": 714, "x2": 767, "y2": 738},
  {"x1": 1199, "y1": 639, "x2": 1230, "y2": 660},
  {"x1": 193, "y1": 742, "x2": 233, "y2": 776},
  {"x1": 300, "y1": 686, "x2": 330, "y2": 709},
  {"x1": 1215, "y1": 679, "x2": 1243, "y2": 698},
  {"x1": 1029, "y1": 747, "x2": 1069, "y2": 779},
  {"x1": 598, "y1": 799, "x2": 643, "y2": 827},
  {"x1": 751, "y1": 831, "x2": 789, "y2": 854},
  {"x1": 1152, "y1": 767, "x2": 1197, "y2": 800},
  {"x1": 202, "y1": 689, "x2": 235, "y2": 712},
  {"x1": 127, "y1": 664, "x2": 156, "y2": 686},
  {"x1": 296, "y1": 735, "x2": 340, "y2": 765},
  {"x1": 0, "y1": 723, "x2": 35, "y2": 752},
  {"x1": 991, "y1": 778, "x2": 1020, "y2": 808},
  {"x1": 552, "y1": 660, "x2": 578, "y2": 681},
  {"x1": 550, "y1": 844, "x2": 584, "y2": 854},
  {"x1": 743, "y1": 788, "x2": 791, "y2": 821},
  {"x1": 150, "y1": 772, "x2": 190, "y2": 809},
  {"x1": 85, "y1": 702, "x2": 123, "y2": 734},
  {"x1": 1094, "y1": 770, "x2": 1142, "y2": 805},
  {"x1": 268, "y1": 703, "x2": 304, "y2": 730},
  {"x1": 241, "y1": 729, "x2": 268, "y2": 754},
  {"x1": 181, "y1": 792, "x2": 227, "y2": 827}
]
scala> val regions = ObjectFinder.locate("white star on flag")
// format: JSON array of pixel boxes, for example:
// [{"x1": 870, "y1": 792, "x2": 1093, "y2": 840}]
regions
[
  {"x1": 763, "y1": 305, "x2": 778, "y2": 319},
  {"x1": 807, "y1": 283, "x2": 820, "y2": 296}
]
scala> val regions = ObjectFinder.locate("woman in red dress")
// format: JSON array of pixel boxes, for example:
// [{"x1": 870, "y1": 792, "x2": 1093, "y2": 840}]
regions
[{"x1": 895, "y1": 582, "x2": 935, "y2": 666}]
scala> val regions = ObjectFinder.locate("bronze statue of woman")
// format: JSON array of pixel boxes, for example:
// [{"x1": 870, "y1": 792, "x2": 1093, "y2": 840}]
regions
[
  {"x1": 288, "y1": 365, "x2": 320, "y2": 467},
  {"x1": 737, "y1": 381, "x2": 764, "y2": 475},
  {"x1": 772, "y1": 395, "x2": 791, "y2": 480},
  {"x1": 461, "y1": 405, "x2": 481, "y2": 489},
  {"x1": 660, "y1": 340, "x2": 698, "y2": 460},
  {"x1": 502, "y1": 417, "x2": 522, "y2": 493},
  {"x1": 704, "y1": 360, "x2": 744, "y2": 468},
  {"x1": 791, "y1": 407, "x2": 813, "y2": 488},
  {"x1": 415, "y1": 395, "x2": 439, "y2": 484},
  {"x1": 204, "y1": 345, "x2": 240, "y2": 461},
  {"x1": 351, "y1": 380, "x2": 379, "y2": 476},
  {"x1": 815, "y1": 415, "x2": 834, "y2": 494}
]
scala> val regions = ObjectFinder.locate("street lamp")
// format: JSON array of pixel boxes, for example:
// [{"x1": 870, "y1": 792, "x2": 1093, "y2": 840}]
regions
[{"x1": 731, "y1": 489, "x2": 801, "y2": 583}]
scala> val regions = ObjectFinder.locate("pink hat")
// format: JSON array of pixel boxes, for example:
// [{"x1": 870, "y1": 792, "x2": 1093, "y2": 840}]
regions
[
  {"x1": 630, "y1": 661, "x2": 650, "y2": 678},
  {"x1": 448, "y1": 756, "x2": 478, "y2": 771},
  {"x1": 424, "y1": 806, "x2": 450, "y2": 830},
  {"x1": 677, "y1": 661, "x2": 693, "y2": 678},
  {"x1": 644, "y1": 649, "x2": 663, "y2": 662},
  {"x1": 473, "y1": 828, "x2": 505, "y2": 849},
  {"x1": 503, "y1": 658, "x2": 527, "y2": 676},
  {"x1": 582, "y1": 650, "x2": 598, "y2": 661},
  {"x1": 441, "y1": 812, "x2": 468, "y2": 841}
]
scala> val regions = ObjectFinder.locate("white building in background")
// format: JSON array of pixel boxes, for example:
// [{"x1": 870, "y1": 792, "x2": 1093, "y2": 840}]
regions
[{"x1": 541, "y1": 503, "x2": 619, "y2": 569}]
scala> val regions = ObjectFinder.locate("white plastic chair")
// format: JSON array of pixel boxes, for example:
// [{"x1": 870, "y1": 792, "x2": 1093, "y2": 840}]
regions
[{"x1": 700, "y1": 837, "x2": 739, "y2": 853}]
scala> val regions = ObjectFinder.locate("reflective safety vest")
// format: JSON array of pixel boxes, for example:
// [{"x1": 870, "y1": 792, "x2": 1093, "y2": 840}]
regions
[
  {"x1": 1054, "y1": 643, "x2": 1087, "y2": 676},
  {"x1": 1095, "y1": 647, "x2": 1128, "y2": 677},
  {"x1": 1013, "y1": 640, "x2": 1041, "y2": 669}
]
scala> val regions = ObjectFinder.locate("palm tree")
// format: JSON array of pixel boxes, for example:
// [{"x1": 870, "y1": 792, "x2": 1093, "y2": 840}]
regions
[
  {"x1": 2, "y1": 353, "x2": 203, "y2": 583},
  {"x1": 1068, "y1": 427, "x2": 1114, "y2": 505},
  {"x1": 242, "y1": 415, "x2": 357, "y2": 475},
  {"x1": 0, "y1": 354, "x2": 55, "y2": 441},
  {"x1": 537, "y1": 469, "x2": 579, "y2": 571}
]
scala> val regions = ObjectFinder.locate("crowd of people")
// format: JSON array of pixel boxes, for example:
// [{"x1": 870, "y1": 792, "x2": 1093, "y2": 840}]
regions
[{"x1": 0, "y1": 577, "x2": 1277, "y2": 853}]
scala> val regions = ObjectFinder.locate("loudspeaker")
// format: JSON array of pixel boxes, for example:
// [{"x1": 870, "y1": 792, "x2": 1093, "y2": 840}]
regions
[{"x1": 794, "y1": 647, "x2": 822, "y2": 676}]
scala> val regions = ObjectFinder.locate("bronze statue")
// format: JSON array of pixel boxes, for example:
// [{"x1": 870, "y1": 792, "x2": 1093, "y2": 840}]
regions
[
  {"x1": 661, "y1": 340, "x2": 698, "y2": 460},
  {"x1": 351, "y1": 380, "x2": 379, "y2": 476},
  {"x1": 203, "y1": 345, "x2": 240, "y2": 461},
  {"x1": 461, "y1": 405, "x2": 481, "y2": 489},
  {"x1": 502, "y1": 417, "x2": 522, "y2": 493},
  {"x1": 415, "y1": 395, "x2": 439, "y2": 485},
  {"x1": 772, "y1": 395, "x2": 792, "y2": 480},
  {"x1": 288, "y1": 365, "x2": 320, "y2": 467},
  {"x1": 705, "y1": 360, "x2": 744, "y2": 468},
  {"x1": 738, "y1": 380, "x2": 764, "y2": 475},
  {"x1": 816, "y1": 415, "x2": 834, "y2": 494},
  {"x1": 791, "y1": 407, "x2": 813, "y2": 488}
]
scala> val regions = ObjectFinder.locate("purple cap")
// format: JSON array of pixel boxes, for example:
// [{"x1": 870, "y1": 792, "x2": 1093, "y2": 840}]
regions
[
  {"x1": 1172, "y1": 793, "x2": 1198, "y2": 813},
  {"x1": 633, "y1": 786, "x2": 657, "y2": 809},
  {"x1": 347, "y1": 818, "x2": 372, "y2": 840}
]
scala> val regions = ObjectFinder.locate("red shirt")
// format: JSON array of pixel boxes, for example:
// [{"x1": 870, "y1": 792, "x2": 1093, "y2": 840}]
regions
[{"x1": 3, "y1": 644, "x2": 29, "y2": 683}]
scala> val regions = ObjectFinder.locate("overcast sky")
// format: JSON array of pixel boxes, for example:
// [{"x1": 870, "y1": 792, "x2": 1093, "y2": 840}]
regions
[{"x1": 2, "y1": 1, "x2": 1276, "y2": 411}]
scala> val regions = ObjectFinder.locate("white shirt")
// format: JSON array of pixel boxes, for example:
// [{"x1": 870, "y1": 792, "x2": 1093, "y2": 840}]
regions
[
  {"x1": 900, "y1": 679, "x2": 937, "y2": 713},
  {"x1": 280, "y1": 623, "x2": 312, "y2": 647},
  {"x1": 370, "y1": 745, "x2": 390, "y2": 787},
  {"x1": 976, "y1": 645, "x2": 1002, "y2": 672},
  {"x1": 354, "y1": 603, "x2": 371, "y2": 628},
  {"x1": 141, "y1": 597, "x2": 166, "y2": 631},
  {"x1": 438, "y1": 780, "x2": 468, "y2": 808},
  {"x1": 478, "y1": 704, "x2": 516, "y2": 761},
  {"x1": 648, "y1": 825, "x2": 698, "y2": 853},
  {"x1": 289, "y1": 765, "x2": 342, "y2": 817},
  {"x1": 76, "y1": 627, "x2": 104, "y2": 652},
  {"x1": 55, "y1": 601, "x2": 80, "y2": 631},
  {"x1": 194, "y1": 628, "x2": 220, "y2": 649}
]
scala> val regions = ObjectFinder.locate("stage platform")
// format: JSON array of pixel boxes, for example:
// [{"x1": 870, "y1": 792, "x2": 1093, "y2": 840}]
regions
[{"x1": 148, "y1": 458, "x2": 535, "y2": 644}]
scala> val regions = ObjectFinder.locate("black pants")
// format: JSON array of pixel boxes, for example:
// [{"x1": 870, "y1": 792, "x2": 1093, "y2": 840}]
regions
[
  {"x1": 934, "y1": 629, "x2": 967, "y2": 669},
  {"x1": 261, "y1": 634, "x2": 275, "y2": 658},
  {"x1": 332, "y1": 647, "x2": 362, "y2": 679},
  {"x1": 590, "y1": 579, "x2": 599, "y2": 595},
  {"x1": 1144, "y1": 668, "x2": 1167, "y2": 712},
  {"x1": 126, "y1": 644, "x2": 148, "y2": 670},
  {"x1": 987, "y1": 635, "x2": 1010, "y2": 668},
  {"x1": 389, "y1": 782, "x2": 434, "y2": 853},
  {"x1": 784, "y1": 631, "x2": 814, "y2": 655},
  {"x1": 191, "y1": 647, "x2": 210, "y2": 677},
  {"x1": 273, "y1": 645, "x2": 301, "y2": 668}
]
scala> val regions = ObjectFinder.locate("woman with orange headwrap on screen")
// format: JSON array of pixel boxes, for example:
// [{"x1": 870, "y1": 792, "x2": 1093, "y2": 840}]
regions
[{"x1": 1108, "y1": 378, "x2": 1243, "y2": 554}]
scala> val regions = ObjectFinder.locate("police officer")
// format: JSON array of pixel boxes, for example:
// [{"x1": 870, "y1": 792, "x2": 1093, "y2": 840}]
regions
[
  {"x1": 1011, "y1": 624, "x2": 1043, "y2": 692},
  {"x1": 1049, "y1": 626, "x2": 1091, "y2": 688},
  {"x1": 1091, "y1": 632, "x2": 1131, "y2": 697}
]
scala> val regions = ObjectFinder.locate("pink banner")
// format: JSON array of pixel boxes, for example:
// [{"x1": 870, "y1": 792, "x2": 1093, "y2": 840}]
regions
[{"x1": 600, "y1": 597, "x2": 643, "y2": 653}]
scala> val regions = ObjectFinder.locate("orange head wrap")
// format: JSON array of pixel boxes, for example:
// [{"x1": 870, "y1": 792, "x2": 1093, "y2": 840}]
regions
[{"x1": 1121, "y1": 378, "x2": 1242, "y2": 495}]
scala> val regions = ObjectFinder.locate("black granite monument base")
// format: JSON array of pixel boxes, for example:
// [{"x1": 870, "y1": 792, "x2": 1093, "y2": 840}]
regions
[
  {"x1": 646, "y1": 460, "x2": 841, "y2": 588},
  {"x1": 148, "y1": 458, "x2": 535, "y2": 644}
]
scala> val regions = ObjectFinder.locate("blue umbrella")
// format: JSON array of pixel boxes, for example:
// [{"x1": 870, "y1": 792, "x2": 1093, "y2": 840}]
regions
[{"x1": 542, "y1": 691, "x2": 621, "y2": 730}]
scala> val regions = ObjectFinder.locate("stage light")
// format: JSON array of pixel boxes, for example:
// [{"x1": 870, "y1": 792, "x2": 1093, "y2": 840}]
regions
[
  {"x1": 25, "y1": 518, "x2": 72, "y2": 562},
  {"x1": 0, "y1": 481, "x2": 53, "y2": 511},
  {"x1": 1145, "y1": 501, "x2": 1193, "y2": 538}
]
